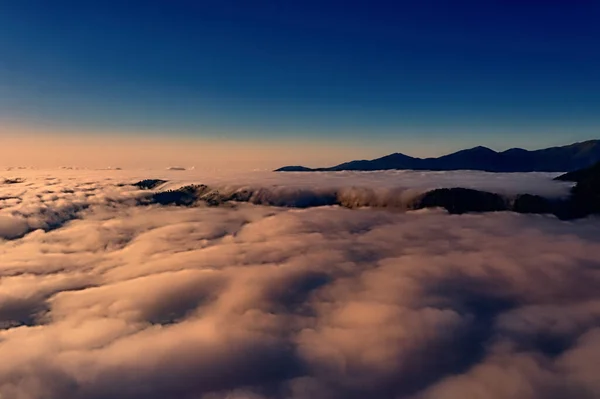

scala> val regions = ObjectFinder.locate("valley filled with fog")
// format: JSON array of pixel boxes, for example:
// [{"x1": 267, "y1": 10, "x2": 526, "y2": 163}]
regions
[{"x1": 1, "y1": 169, "x2": 599, "y2": 399}]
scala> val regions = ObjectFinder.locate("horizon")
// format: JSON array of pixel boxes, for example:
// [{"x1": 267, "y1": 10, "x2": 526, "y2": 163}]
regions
[{"x1": 1, "y1": 127, "x2": 598, "y2": 170}]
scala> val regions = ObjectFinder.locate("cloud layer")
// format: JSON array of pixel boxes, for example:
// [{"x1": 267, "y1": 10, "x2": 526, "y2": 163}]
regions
[{"x1": 1, "y1": 170, "x2": 599, "y2": 399}]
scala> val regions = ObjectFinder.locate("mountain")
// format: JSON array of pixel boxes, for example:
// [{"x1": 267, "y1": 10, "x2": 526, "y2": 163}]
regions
[
  {"x1": 554, "y1": 159, "x2": 600, "y2": 182},
  {"x1": 327, "y1": 153, "x2": 419, "y2": 171},
  {"x1": 554, "y1": 161, "x2": 600, "y2": 219},
  {"x1": 276, "y1": 140, "x2": 600, "y2": 173},
  {"x1": 276, "y1": 165, "x2": 314, "y2": 172}
]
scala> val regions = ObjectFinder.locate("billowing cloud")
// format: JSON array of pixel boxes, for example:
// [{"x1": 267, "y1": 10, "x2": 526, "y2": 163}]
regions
[{"x1": 0, "y1": 169, "x2": 599, "y2": 399}]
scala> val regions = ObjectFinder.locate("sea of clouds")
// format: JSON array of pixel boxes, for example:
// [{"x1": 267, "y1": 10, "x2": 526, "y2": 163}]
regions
[{"x1": 1, "y1": 168, "x2": 599, "y2": 399}]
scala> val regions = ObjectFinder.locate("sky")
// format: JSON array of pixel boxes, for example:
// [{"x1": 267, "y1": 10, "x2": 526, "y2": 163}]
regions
[{"x1": 1, "y1": 0, "x2": 600, "y2": 168}]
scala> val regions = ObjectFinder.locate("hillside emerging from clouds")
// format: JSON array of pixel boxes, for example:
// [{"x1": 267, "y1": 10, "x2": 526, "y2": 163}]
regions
[{"x1": 277, "y1": 140, "x2": 600, "y2": 173}]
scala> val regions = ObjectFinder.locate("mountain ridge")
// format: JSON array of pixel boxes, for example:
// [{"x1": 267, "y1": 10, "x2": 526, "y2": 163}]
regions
[{"x1": 275, "y1": 140, "x2": 600, "y2": 173}]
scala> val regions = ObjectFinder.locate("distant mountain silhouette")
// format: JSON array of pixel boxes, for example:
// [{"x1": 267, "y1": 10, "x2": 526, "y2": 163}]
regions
[
  {"x1": 276, "y1": 165, "x2": 314, "y2": 172},
  {"x1": 276, "y1": 140, "x2": 600, "y2": 173}
]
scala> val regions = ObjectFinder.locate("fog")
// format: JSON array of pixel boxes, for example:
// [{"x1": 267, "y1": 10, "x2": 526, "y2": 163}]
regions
[{"x1": 1, "y1": 169, "x2": 599, "y2": 399}]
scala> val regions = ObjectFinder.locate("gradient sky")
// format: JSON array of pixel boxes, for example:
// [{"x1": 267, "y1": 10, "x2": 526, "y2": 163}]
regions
[{"x1": 1, "y1": 0, "x2": 600, "y2": 167}]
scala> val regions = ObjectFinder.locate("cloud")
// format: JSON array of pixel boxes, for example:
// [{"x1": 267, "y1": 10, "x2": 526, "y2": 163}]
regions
[
  {"x1": 0, "y1": 170, "x2": 599, "y2": 398},
  {"x1": 0, "y1": 215, "x2": 29, "y2": 239}
]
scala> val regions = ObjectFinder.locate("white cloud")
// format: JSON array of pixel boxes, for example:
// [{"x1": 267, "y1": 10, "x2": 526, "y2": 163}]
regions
[
  {"x1": 0, "y1": 215, "x2": 29, "y2": 240},
  {"x1": 0, "y1": 169, "x2": 598, "y2": 398}
]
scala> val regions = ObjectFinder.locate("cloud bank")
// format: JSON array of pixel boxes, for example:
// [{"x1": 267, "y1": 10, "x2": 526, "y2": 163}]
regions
[{"x1": 0, "y1": 170, "x2": 599, "y2": 399}]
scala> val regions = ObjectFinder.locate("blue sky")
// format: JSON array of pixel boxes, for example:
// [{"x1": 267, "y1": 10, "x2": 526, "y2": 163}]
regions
[{"x1": 1, "y1": 0, "x2": 599, "y2": 157}]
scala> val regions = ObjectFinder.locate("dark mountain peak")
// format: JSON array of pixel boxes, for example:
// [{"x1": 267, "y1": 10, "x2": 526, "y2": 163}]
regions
[
  {"x1": 436, "y1": 146, "x2": 497, "y2": 160},
  {"x1": 274, "y1": 165, "x2": 314, "y2": 172},
  {"x1": 325, "y1": 152, "x2": 417, "y2": 171},
  {"x1": 275, "y1": 139, "x2": 600, "y2": 173},
  {"x1": 501, "y1": 147, "x2": 528, "y2": 154},
  {"x1": 377, "y1": 152, "x2": 414, "y2": 161},
  {"x1": 462, "y1": 146, "x2": 497, "y2": 154}
]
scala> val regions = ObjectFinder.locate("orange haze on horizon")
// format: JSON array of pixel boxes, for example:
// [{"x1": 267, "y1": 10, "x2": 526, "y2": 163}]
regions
[{"x1": 0, "y1": 123, "x2": 394, "y2": 170}]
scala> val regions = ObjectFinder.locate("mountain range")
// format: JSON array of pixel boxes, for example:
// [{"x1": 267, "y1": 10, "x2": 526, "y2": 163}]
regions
[{"x1": 276, "y1": 140, "x2": 600, "y2": 173}]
